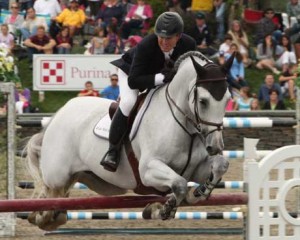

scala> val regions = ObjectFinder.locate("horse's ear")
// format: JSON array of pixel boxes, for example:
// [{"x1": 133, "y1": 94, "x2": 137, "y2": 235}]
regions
[
  {"x1": 190, "y1": 56, "x2": 206, "y2": 77},
  {"x1": 222, "y1": 52, "x2": 235, "y2": 74}
]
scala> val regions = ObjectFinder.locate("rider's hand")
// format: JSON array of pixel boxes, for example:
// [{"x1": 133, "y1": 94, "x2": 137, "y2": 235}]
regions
[
  {"x1": 161, "y1": 59, "x2": 176, "y2": 83},
  {"x1": 161, "y1": 67, "x2": 176, "y2": 83}
]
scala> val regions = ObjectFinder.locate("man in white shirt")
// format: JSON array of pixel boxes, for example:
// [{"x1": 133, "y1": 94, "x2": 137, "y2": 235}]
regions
[
  {"x1": 20, "y1": 7, "x2": 49, "y2": 40},
  {"x1": 34, "y1": 0, "x2": 61, "y2": 18}
]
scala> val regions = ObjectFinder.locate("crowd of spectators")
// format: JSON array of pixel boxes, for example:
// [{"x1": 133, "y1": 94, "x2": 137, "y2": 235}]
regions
[{"x1": 1, "y1": 0, "x2": 300, "y2": 114}]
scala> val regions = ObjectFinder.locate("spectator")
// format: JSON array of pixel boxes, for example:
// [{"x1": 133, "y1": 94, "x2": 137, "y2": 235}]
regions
[
  {"x1": 190, "y1": 11, "x2": 216, "y2": 57},
  {"x1": 55, "y1": 26, "x2": 73, "y2": 54},
  {"x1": 78, "y1": 81, "x2": 99, "y2": 96},
  {"x1": 96, "y1": 0, "x2": 123, "y2": 28},
  {"x1": 34, "y1": 0, "x2": 61, "y2": 18},
  {"x1": 287, "y1": 0, "x2": 300, "y2": 26},
  {"x1": 20, "y1": 7, "x2": 48, "y2": 40},
  {"x1": 225, "y1": 98, "x2": 235, "y2": 111},
  {"x1": 120, "y1": 0, "x2": 153, "y2": 40},
  {"x1": 89, "y1": 27, "x2": 106, "y2": 54},
  {"x1": 218, "y1": 34, "x2": 232, "y2": 65},
  {"x1": 278, "y1": 66, "x2": 296, "y2": 102},
  {"x1": 120, "y1": 0, "x2": 134, "y2": 21},
  {"x1": 0, "y1": 0, "x2": 9, "y2": 11},
  {"x1": 3, "y1": 3, "x2": 24, "y2": 35},
  {"x1": 234, "y1": 86, "x2": 253, "y2": 111},
  {"x1": 287, "y1": 0, "x2": 300, "y2": 17},
  {"x1": 255, "y1": 8, "x2": 282, "y2": 44},
  {"x1": 123, "y1": 35, "x2": 142, "y2": 51},
  {"x1": 258, "y1": 74, "x2": 283, "y2": 103},
  {"x1": 263, "y1": 89, "x2": 286, "y2": 110},
  {"x1": 284, "y1": 0, "x2": 300, "y2": 42},
  {"x1": 213, "y1": 0, "x2": 226, "y2": 42},
  {"x1": 19, "y1": 0, "x2": 33, "y2": 12},
  {"x1": 100, "y1": 73, "x2": 119, "y2": 100},
  {"x1": 54, "y1": 0, "x2": 86, "y2": 37},
  {"x1": 276, "y1": 35, "x2": 296, "y2": 72},
  {"x1": 104, "y1": 23, "x2": 123, "y2": 54},
  {"x1": 15, "y1": 82, "x2": 31, "y2": 114},
  {"x1": 24, "y1": 25, "x2": 56, "y2": 62},
  {"x1": 88, "y1": 0, "x2": 103, "y2": 19},
  {"x1": 0, "y1": 24, "x2": 15, "y2": 52},
  {"x1": 228, "y1": 20, "x2": 251, "y2": 67},
  {"x1": 225, "y1": 43, "x2": 247, "y2": 90},
  {"x1": 250, "y1": 97, "x2": 261, "y2": 110},
  {"x1": 256, "y1": 33, "x2": 284, "y2": 75}
]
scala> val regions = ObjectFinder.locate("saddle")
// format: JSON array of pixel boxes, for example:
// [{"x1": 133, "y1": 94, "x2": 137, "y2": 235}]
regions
[{"x1": 108, "y1": 93, "x2": 169, "y2": 196}]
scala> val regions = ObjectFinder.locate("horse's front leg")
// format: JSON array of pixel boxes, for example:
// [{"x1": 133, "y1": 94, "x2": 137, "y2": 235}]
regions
[
  {"x1": 186, "y1": 154, "x2": 229, "y2": 204},
  {"x1": 140, "y1": 159, "x2": 187, "y2": 220}
]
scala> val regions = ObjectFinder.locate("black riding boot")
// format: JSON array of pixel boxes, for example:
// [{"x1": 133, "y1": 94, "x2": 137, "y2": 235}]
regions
[{"x1": 100, "y1": 108, "x2": 128, "y2": 172}]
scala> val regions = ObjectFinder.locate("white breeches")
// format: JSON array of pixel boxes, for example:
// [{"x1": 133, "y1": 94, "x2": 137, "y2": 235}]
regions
[{"x1": 118, "y1": 69, "x2": 139, "y2": 116}]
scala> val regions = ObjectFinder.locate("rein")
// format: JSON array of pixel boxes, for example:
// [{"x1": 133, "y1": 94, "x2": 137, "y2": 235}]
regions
[{"x1": 165, "y1": 76, "x2": 226, "y2": 177}]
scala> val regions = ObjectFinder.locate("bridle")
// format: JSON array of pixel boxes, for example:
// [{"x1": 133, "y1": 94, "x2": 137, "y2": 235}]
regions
[
  {"x1": 165, "y1": 74, "x2": 227, "y2": 177},
  {"x1": 165, "y1": 76, "x2": 227, "y2": 140}
]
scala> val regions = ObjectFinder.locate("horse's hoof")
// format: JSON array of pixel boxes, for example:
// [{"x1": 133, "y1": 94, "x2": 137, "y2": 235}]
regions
[
  {"x1": 142, "y1": 203, "x2": 163, "y2": 219},
  {"x1": 160, "y1": 207, "x2": 177, "y2": 220},
  {"x1": 27, "y1": 210, "x2": 67, "y2": 231},
  {"x1": 27, "y1": 212, "x2": 38, "y2": 225}
]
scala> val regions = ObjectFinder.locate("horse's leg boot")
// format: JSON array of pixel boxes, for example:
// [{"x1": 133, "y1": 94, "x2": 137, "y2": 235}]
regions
[{"x1": 100, "y1": 108, "x2": 128, "y2": 172}]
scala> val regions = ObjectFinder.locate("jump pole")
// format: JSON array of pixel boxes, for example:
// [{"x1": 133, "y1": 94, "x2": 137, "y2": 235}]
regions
[{"x1": 0, "y1": 193, "x2": 248, "y2": 213}]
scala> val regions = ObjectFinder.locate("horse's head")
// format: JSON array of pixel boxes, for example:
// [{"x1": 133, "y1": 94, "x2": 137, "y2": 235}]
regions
[{"x1": 187, "y1": 53, "x2": 233, "y2": 155}]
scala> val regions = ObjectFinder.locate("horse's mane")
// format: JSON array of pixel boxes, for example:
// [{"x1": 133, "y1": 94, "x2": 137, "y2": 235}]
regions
[{"x1": 174, "y1": 51, "x2": 212, "y2": 71}]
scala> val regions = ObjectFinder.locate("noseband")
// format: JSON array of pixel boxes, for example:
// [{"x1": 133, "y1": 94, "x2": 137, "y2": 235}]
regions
[{"x1": 165, "y1": 76, "x2": 226, "y2": 139}]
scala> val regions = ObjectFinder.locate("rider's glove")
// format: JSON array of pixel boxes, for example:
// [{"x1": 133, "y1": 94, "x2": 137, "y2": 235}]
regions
[{"x1": 161, "y1": 59, "x2": 176, "y2": 83}]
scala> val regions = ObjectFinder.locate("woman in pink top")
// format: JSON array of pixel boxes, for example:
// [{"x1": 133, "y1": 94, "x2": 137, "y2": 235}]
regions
[
  {"x1": 0, "y1": 24, "x2": 15, "y2": 52},
  {"x1": 4, "y1": 3, "x2": 24, "y2": 35},
  {"x1": 120, "y1": 0, "x2": 153, "y2": 39}
]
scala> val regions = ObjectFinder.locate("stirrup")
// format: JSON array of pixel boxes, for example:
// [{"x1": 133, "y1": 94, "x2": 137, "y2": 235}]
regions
[{"x1": 100, "y1": 150, "x2": 120, "y2": 172}]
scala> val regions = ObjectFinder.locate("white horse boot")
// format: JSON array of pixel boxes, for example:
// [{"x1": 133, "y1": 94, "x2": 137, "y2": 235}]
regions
[{"x1": 100, "y1": 108, "x2": 128, "y2": 172}]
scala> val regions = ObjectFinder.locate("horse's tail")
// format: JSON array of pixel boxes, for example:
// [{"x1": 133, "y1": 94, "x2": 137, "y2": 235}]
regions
[{"x1": 24, "y1": 131, "x2": 45, "y2": 197}]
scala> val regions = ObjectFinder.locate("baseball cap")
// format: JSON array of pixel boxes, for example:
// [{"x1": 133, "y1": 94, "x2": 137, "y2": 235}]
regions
[{"x1": 196, "y1": 12, "x2": 205, "y2": 19}]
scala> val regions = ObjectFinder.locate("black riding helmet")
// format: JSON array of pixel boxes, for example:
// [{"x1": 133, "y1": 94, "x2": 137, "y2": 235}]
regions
[{"x1": 154, "y1": 12, "x2": 184, "y2": 38}]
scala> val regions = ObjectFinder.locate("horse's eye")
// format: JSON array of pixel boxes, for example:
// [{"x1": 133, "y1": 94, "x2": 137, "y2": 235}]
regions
[{"x1": 199, "y1": 99, "x2": 207, "y2": 107}]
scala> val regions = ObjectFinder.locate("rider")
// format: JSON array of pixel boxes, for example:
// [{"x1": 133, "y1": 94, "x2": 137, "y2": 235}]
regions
[{"x1": 100, "y1": 11, "x2": 196, "y2": 172}]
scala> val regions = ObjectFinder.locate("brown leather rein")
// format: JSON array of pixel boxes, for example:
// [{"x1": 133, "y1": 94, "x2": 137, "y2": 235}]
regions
[{"x1": 165, "y1": 76, "x2": 227, "y2": 139}]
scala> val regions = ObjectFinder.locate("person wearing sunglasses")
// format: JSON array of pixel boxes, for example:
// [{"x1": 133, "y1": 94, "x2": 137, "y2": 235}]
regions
[
  {"x1": 99, "y1": 74, "x2": 120, "y2": 101},
  {"x1": 3, "y1": 3, "x2": 24, "y2": 35},
  {"x1": 255, "y1": 8, "x2": 282, "y2": 45}
]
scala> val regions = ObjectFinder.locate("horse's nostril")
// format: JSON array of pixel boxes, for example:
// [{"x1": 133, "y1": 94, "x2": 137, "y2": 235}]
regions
[{"x1": 206, "y1": 146, "x2": 213, "y2": 154}]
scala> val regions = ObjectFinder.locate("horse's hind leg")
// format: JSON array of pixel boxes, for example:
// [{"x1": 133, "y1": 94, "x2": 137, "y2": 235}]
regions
[
  {"x1": 27, "y1": 179, "x2": 74, "y2": 231},
  {"x1": 140, "y1": 159, "x2": 187, "y2": 220},
  {"x1": 186, "y1": 154, "x2": 229, "y2": 204}
]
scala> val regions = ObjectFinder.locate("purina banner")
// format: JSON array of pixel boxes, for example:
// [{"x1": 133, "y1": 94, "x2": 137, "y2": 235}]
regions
[{"x1": 33, "y1": 54, "x2": 121, "y2": 91}]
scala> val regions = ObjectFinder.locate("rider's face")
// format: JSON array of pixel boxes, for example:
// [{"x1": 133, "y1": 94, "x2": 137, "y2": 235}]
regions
[{"x1": 157, "y1": 34, "x2": 180, "y2": 52}]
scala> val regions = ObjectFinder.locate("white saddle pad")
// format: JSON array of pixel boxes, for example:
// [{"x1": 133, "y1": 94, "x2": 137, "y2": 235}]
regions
[{"x1": 94, "y1": 88, "x2": 159, "y2": 140}]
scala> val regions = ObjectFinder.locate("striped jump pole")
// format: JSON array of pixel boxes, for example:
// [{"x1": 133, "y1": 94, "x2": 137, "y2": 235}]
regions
[
  {"x1": 17, "y1": 211, "x2": 244, "y2": 220},
  {"x1": 222, "y1": 150, "x2": 271, "y2": 159},
  {"x1": 223, "y1": 117, "x2": 296, "y2": 128},
  {"x1": 17, "y1": 211, "x2": 299, "y2": 220},
  {"x1": 16, "y1": 117, "x2": 297, "y2": 128},
  {"x1": 18, "y1": 181, "x2": 245, "y2": 190},
  {"x1": 0, "y1": 194, "x2": 248, "y2": 212}
]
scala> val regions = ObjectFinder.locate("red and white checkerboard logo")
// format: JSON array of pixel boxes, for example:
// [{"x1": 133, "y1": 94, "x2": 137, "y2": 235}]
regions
[{"x1": 41, "y1": 60, "x2": 65, "y2": 85}]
